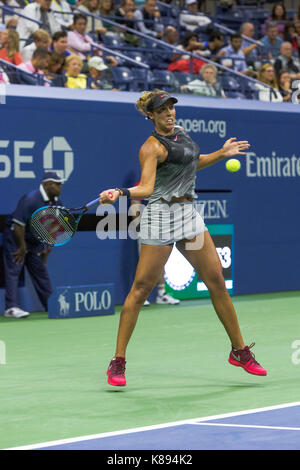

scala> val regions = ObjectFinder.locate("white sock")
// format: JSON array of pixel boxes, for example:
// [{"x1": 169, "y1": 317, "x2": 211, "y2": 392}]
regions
[{"x1": 157, "y1": 284, "x2": 165, "y2": 297}]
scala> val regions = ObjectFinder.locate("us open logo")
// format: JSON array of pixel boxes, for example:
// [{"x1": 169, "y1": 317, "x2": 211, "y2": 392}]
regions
[
  {"x1": 0, "y1": 136, "x2": 74, "y2": 181},
  {"x1": 43, "y1": 137, "x2": 74, "y2": 182}
]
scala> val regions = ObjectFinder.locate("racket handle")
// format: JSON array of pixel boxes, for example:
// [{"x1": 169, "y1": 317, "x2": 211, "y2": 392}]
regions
[
  {"x1": 85, "y1": 198, "x2": 101, "y2": 210},
  {"x1": 85, "y1": 192, "x2": 113, "y2": 210}
]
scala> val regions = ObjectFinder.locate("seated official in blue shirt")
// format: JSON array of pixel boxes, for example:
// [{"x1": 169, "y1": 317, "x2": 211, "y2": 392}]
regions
[{"x1": 3, "y1": 172, "x2": 64, "y2": 319}]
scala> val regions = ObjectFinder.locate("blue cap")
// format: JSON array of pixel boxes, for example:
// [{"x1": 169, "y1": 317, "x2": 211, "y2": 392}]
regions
[{"x1": 42, "y1": 171, "x2": 65, "y2": 183}]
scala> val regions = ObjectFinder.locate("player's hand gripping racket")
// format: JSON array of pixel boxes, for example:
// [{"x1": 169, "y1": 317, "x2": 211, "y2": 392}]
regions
[{"x1": 30, "y1": 193, "x2": 113, "y2": 247}]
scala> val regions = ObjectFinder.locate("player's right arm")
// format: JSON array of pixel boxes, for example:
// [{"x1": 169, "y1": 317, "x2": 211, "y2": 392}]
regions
[{"x1": 100, "y1": 137, "x2": 165, "y2": 203}]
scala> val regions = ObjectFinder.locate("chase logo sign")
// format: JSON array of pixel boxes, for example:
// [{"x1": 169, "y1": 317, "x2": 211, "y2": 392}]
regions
[
  {"x1": 0, "y1": 136, "x2": 74, "y2": 181},
  {"x1": 48, "y1": 284, "x2": 115, "y2": 319}
]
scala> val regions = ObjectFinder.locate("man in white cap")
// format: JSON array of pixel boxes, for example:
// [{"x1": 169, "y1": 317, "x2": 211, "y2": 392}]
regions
[
  {"x1": 179, "y1": 0, "x2": 211, "y2": 33},
  {"x1": 87, "y1": 56, "x2": 116, "y2": 90},
  {"x1": 2, "y1": 172, "x2": 64, "y2": 318}
]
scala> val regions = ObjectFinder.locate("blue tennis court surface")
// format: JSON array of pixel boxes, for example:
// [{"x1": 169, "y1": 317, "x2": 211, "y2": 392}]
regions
[{"x1": 11, "y1": 402, "x2": 300, "y2": 450}]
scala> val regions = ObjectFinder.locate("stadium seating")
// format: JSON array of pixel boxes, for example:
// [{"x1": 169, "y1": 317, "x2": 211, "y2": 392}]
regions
[
  {"x1": 220, "y1": 74, "x2": 242, "y2": 94},
  {"x1": 172, "y1": 71, "x2": 197, "y2": 88},
  {"x1": 150, "y1": 69, "x2": 177, "y2": 92},
  {"x1": 0, "y1": 59, "x2": 45, "y2": 86},
  {"x1": 0, "y1": 1, "x2": 287, "y2": 101},
  {"x1": 124, "y1": 50, "x2": 147, "y2": 68},
  {"x1": 131, "y1": 67, "x2": 154, "y2": 91},
  {"x1": 110, "y1": 66, "x2": 135, "y2": 91}
]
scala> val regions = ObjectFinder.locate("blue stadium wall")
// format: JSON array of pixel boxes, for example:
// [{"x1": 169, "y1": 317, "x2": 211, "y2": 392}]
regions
[{"x1": 0, "y1": 86, "x2": 299, "y2": 311}]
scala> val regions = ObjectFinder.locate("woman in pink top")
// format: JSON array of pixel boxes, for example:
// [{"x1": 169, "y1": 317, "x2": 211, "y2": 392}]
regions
[
  {"x1": 67, "y1": 14, "x2": 95, "y2": 60},
  {"x1": 19, "y1": 47, "x2": 50, "y2": 85},
  {"x1": 261, "y1": 3, "x2": 288, "y2": 38}
]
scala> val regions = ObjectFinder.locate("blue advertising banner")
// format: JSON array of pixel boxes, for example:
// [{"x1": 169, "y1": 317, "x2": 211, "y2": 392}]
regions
[
  {"x1": 48, "y1": 284, "x2": 115, "y2": 319},
  {"x1": 0, "y1": 86, "x2": 299, "y2": 312}
]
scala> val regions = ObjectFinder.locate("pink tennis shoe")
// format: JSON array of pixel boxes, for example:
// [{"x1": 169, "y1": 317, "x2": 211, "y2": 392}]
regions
[
  {"x1": 228, "y1": 343, "x2": 267, "y2": 376},
  {"x1": 107, "y1": 357, "x2": 127, "y2": 386}
]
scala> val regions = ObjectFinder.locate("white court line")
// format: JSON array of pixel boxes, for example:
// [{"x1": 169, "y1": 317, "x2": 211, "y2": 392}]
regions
[
  {"x1": 5, "y1": 401, "x2": 300, "y2": 450},
  {"x1": 193, "y1": 423, "x2": 300, "y2": 431}
]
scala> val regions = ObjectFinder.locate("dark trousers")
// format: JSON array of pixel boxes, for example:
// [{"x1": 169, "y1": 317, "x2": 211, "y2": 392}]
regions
[{"x1": 3, "y1": 228, "x2": 52, "y2": 311}]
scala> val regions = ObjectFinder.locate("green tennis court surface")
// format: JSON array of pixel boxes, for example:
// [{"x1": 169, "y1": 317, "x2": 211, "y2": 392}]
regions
[{"x1": 0, "y1": 291, "x2": 299, "y2": 450}]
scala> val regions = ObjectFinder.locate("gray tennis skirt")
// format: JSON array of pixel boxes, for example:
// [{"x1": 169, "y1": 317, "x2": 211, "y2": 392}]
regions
[{"x1": 140, "y1": 201, "x2": 207, "y2": 246}]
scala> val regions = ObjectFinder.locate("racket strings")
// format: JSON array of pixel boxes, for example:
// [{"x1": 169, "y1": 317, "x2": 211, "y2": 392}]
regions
[{"x1": 30, "y1": 207, "x2": 77, "y2": 246}]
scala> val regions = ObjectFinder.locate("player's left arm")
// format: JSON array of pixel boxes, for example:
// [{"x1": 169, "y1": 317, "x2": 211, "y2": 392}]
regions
[{"x1": 197, "y1": 138, "x2": 250, "y2": 170}]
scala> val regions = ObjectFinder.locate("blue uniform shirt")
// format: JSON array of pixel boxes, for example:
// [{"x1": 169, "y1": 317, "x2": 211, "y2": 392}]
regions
[
  {"x1": 5, "y1": 184, "x2": 63, "y2": 247},
  {"x1": 219, "y1": 44, "x2": 247, "y2": 72}
]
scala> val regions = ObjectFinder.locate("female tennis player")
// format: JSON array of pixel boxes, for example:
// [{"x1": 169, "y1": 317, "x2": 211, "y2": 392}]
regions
[{"x1": 100, "y1": 89, "x2": 267, "y2": 386}]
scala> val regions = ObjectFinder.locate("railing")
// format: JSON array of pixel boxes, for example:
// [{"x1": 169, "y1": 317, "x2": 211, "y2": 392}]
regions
[
  {"x1": 0, "y1": 57, "x2": 50, "y2": 86},
  {"x1": 91, "y1": 42, "x2": 149, "y2": 70},
  {"x1": 0, "y1": 4, "x2": 42, "y2": 26},
  {"x1": 0, "y1": 4, "x2": 275, "y2": 99},
  {"x1": 70, "y1": 7, "x2": 276, "y2": 98}
]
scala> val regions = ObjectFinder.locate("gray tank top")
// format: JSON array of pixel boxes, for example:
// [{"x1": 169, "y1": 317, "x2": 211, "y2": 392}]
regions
[{"x1": 148, "y1": 126, "x2": 200, "y2": 204}]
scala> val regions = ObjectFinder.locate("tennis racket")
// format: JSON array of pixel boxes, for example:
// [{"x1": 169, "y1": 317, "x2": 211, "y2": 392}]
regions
[{"x1": 30, "y1": 193, "x2": 112, "y2": 247}]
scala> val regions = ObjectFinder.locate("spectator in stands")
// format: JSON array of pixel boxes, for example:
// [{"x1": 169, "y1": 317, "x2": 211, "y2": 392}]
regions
[
  {"x1": 179, "y1": 0, "x2": 211, "y2": 33},
  {"x1": 134, "y1": 0, "x2": 164, "y2": 39},
  {"x1": 99, "y1": 0, "x2": 116, "y2": 33},
  {"x1": 46, "y1": 50, "x2": 65, "y2": 76},
  {"x1": 21, "y1": 29, "x2": 51, "y2": 63},
  {"x1": 260, "y1": 22, "x2": 283, "y2": 61},
  {"x1": 0, "y1": 25, "x2": 7, "y2": 48},
  {"x1": 150, "y1": 25, "x2": 180, "y2": 69},
  {"x1": 115, "y1": 0, "x2": 139, "y2": 46},
  {"x1": 0, "y1": 0, "x2": 20, "y2": 28},
  {"x1": 63, "y1": 54, "x2": 88, "y2": 88},
  {"x1": 261, "y1": 2, "x2": 288, "y2": 39},
  {"x1": 51, "y1": 0, "x2": 73, "y2": 30},
  {"x1": 0, "y1": 70, "x2": 8, "y2": 83},
  {"x1": 157, "y1": 0, "x2": 177, "y2": 22},
  {"x1": 294, "y1": 5, "x2": 300, "y2": 22},
  {"x1": 218, "y1": 34, "x2": 248, "y2": 74},
  {"x1": 2, "y1": 171, "x2": 64, "y2": 319},
  {"x1": 115, "y1": 0, "x2": 135, "y2": 28},
  {"x1": 278, "y1": 69, "x2": 292, "y2": 102},
  {"x1": 240, "y1": 22, "x2": 261, "y2": 67},
  {"x1": 17, "y1": 0, "x2": 62, "y2": 49},
  {"x1": 176, "y1": 31, "x2": 204, "y2": 58},
  {"x1": 181, "y1": 62, "x2": 226, "y2": 98},
  {"x1": 77, "y1": 0, "x2": 107, "y2": 37},
  {"x1": 283, "y1": 22, "x2": 300, "y2": 55},
  {"x1": 51, "y1": 30, "x2": 71, "y2": 57},
  {"x1": 0, "y1": 28, "x2": 22, "y2": 65},
  {"x1": 67, "y1": 13, "x2": 94, "y2": 60},
  {"x1": 274, "y1": 41, "x2": 300, "y2": 80},
  {"x1": 19, "y1": 46, "x2": 50, "y2": 81},
  {"x1": 67, "y1": 14, "x2": 117, "y2": 68},
  {"x1": 197, "y1": 32, "x2": 224, "y2": 59},
  {"x1": 167, "y1": 31, "x2": 206, "y2": 74},
  {"x1": 295, "y1": 20, "x2": 300, "y2": 34},
  {"x1": 86, "y1": 55, "x2": 115, "y2": 89},
  {"x1": 255, "y1": 62, "x2": 283, "y2": 102}
]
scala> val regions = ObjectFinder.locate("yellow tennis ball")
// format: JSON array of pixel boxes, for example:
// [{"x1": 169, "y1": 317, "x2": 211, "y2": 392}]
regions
[{"x1": 226, "y1": 158, "x2": 241, "y2": 172}]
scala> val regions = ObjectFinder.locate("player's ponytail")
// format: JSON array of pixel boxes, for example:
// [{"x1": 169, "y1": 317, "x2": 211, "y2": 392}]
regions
[{"x1": 135, "y1": 89, "x2": 166, "y2": 118}]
